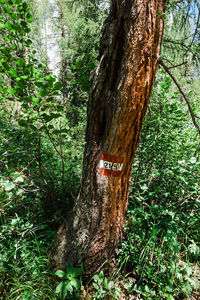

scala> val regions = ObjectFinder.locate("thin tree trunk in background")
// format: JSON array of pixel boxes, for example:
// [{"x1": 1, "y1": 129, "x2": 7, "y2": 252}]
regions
[
  {"x1": 59, "y1": 5, "x2": 68, "y2": 104},
  {"x1": 55, "y1": 0, "x2": 165, "y2": 275}
]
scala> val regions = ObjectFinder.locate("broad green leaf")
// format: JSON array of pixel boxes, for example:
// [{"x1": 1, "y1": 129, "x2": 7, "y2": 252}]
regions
[
  {"x1": 65, "y1": 281, "x2": 73, "y2": 293},
  {"x1": 20, "y1": 75, "x2": 28, "y2": 80},
  {"x1": 70, "y1": 278, "x2": 81, "y2": 290},
  {"x1": 93, "y1": 282, "x2": 99, "y2": 290},
  {"x1": 55, "y1": 270, "x2": 65, "y2": 278},
  {"x1": 32, "y1": 97, "x2": 40, "y2": 104},
  {"x1": 2, "y1": 47, "x2": 11, "y2": 55},
  {"x1": 5, "y1": 22, "x2": 12, "y2": 30},
  {"x1": 93, "y1": 274, "x2": 100, "y2": 282},
  {"x1": 17, "y1": 58, "x2": 26, "y2": 67},
  {"x1": 27, "y1": 14, "x2": 33, "y2": 23},
  {"x1": 9, "y1": 70, "x2": 18, "y2": 78},
  {"x1": 7, "y1": 88, "x2": 16, "y2": 95},
  {"x1": 66, "y1": 262, "x2": 82, "y2": 278},
  {"x1": 54, "y1": 81, "x2": 62, "y2": 90},
  {"x1": 15, "y1": 176, "x2": 24, "y2": 183},
  {"x1": 4, "y1": 182, "x2": 15, "y2": 191},
  {"x1": 55, "y1": 282, "x2": 64, "y2": 294},
  {"x1": 2, "y1": 62, "x2": 10, "y2": 70}
]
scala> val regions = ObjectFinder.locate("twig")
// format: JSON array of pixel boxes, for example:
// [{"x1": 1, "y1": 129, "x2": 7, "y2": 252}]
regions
[
  {"x1": 184, "y1": 8, "x2": 200, "y2": 56},
  {"x1": 164, "y1": 39, "x2": 188, "y2": 49},
  {"x1": 159, "y1": 59, "x2": 200, "y2": 137},
  {"x1": 168, "y1": 61, "x2": 188, "y2": 69},
  {"x1": 43, "y1": 123, "x2": 62, "y2": 157}
]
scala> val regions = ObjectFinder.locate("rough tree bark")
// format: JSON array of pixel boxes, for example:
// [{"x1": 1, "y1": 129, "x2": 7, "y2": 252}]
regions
[{"x1": 55, "y1": 0, "x2": 165, "y2": 275}]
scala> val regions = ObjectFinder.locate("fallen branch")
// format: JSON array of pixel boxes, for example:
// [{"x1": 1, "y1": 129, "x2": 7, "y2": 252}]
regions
[{"x1": 159, "y1": 59, "x2": 200, "y2": 137}]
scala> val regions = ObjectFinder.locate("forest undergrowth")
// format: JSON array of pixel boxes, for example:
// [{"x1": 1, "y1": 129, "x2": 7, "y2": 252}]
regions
[{"x1": 0, "y1": 0, "x2": 200, "y2": 299}]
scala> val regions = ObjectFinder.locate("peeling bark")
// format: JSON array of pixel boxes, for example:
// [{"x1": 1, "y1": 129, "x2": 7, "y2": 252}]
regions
[{"x1": 55, "y1": 0, "x2": 165, "y2": 275}]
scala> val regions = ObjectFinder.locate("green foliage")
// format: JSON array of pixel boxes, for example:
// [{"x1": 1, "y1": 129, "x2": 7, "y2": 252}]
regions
[
  {"x1": 0, "y1": 190, "x2": 56, "y2": 299},
  {"x1": 55, "y1": 262, "x2": 83, "y2": 299},
  {"x1": 0, "y1": 0, "x2": 85, "y2": 216},
  {"x1": 0, "y1": 0, "x2": 85, "y2": 298},
  {"x1": 119, "y1": 72, "x2": 200, "y2": 299},
  {"x1": 0, "y1": 0, "x2": 199, "y2": 299},
  {"x1": 91, "y1": 271, "x2": 121, "y2": 299}
]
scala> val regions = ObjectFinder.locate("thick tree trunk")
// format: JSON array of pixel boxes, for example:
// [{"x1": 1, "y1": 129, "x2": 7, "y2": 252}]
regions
[{"x1": 55, "y1": 0, "x2": 165, "y2": 275}]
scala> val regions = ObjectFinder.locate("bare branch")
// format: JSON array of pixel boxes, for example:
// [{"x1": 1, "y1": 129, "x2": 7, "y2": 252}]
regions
[
  {"x1": 164, "y1": 39, "x2": 188, "y2": 48},
  {"x1": 168, "y1": 61, "x2": 188, "y2": 69},
  {"x1": 159, "y1": 59, "x2": 200, "y2": 137},
  {"x1": 184, "y1": 8, "x2": 200, "y2": 56}
]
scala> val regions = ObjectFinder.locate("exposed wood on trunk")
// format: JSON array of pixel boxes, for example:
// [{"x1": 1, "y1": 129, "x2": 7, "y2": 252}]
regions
[{"x1": 55, "y1": 0, "x2": 165, "y2": 275}]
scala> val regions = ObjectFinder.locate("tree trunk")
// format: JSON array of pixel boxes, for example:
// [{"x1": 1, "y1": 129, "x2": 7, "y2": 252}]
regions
[{"x1": 55, "y1": 0, "x2": 165, "y2": 275}]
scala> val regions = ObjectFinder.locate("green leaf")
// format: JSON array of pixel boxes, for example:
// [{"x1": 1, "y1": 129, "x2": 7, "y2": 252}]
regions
[
  {"x1": 166, "y1": 294, "x2": 175, "y2": 300},
  {"x1": 99, "y1": 271, "x2": 104, "y2": 279},
  {"x1": 66, "y1": 262, "x2": 82, "y2": 277},
  {"x1": 2, "y1": 62, "x2": 10, "y2": 70},
  {"x1": 55, "y1": 281, "x2": 64, "y2": 294},
  {"x1": 17, "y1": 58, "x2": 26, "y2": 67},
  {"x1": 104, "y1": 277, "x2": 108, "y2": 289},
  {"x1": 38, "y1": 90, "x2": 47, "y2": 97},
  {"x1": 55, "y1": 270, "x2": 65, "y2": 278},
  {"x1": 27, "y1": 14, "x2": 33, "y2": 23},
  {"x1": 65, "y1": 281, "x2": 73, "y2": 293},
  {"x1": 93, "y1": 282, "x2": 99, "y2": 290},
  {"x1": 54, "y1": 81, "x2": 62, "y2": 90},
  {"x1": 70, "y1": 278, "x2": 81, "y2": 290},
  {"x1": 188, "y1": 241, "x2": 200, "y2": 255},
  {"x1": 46, "y1": 75, "x2": 54, "y2": 81},
  {"x1": 30, "y1": 124, "x2": 38, "y2": 131},
  {"x1": 93, "y1": 274, "x2": 100, "y2": 282},
  {"x1": 7, "y1": 88, "x2": 16, "y2": 95},
  {"x1": 55, "y1": 281, "x2": 69, "y2": 299},
  {"x1": 9, "y1": 70, "x2": 18, "y2": 78},
  {"x1": 32, "y1": 97, "x2": 40, "y2": 104},
  {"x1": 20, "y1": 75, "x2": 28, "y2": 80},
  {"x1": 5, "y1": 22, "x2": 12, "y2": 30},
  {"x1": 14, "y1": 176, "x2": 24, "y2": 183},
  {"x1": 2, "y1": 47, "x2": 11, "y2": 55},
  {"x1": 4, "y1": 182, "x2": 15, "y2": 191},
  {"x1": 107, "y1": 281, "x2": 115, "y2": 290}
]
